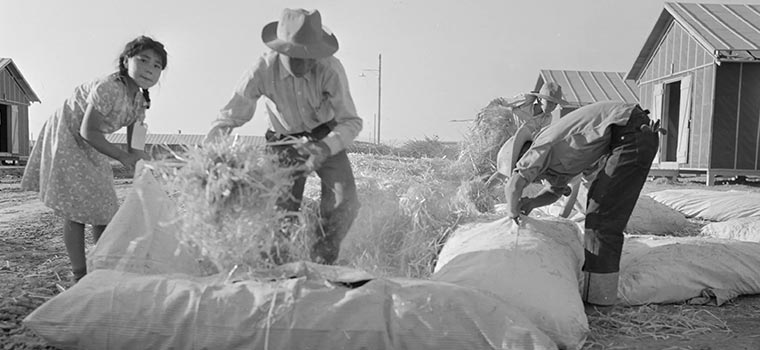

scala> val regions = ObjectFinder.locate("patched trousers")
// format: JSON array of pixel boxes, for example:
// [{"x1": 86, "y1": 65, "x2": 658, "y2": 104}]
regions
[
  {"x1": 583, "y1": 106, "x2": 660, "y2": 305},
  {"x1": 266, "y1": 124, "x2": 361, "y2": 265}
]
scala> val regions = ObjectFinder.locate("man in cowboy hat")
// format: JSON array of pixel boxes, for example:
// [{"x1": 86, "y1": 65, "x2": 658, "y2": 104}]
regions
[
  {"x1": 206, "y1": 8, "x2": 363, "y2": 265},
  {"x1": 502, "y1": 101, "x2": 662, "y2": 311},
  {"x1": 485, "y1": 82, "x2": 568, "y2": 187},
  {"x1": 496, "y1": 82, "x2": 569, "y2": 136}
]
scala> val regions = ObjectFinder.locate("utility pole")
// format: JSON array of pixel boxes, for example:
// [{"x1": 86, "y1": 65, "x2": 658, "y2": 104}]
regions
[
  {"x1": 376, "y1": 53, "x2": 382, "y2": 145},
  {"x1": 361, "y1": 54, "x2": 383, "y2": 145}
]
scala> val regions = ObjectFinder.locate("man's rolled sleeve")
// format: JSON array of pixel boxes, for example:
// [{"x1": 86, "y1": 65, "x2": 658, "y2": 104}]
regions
[
  {"x1": 320, "y1": 59, "x2": 363, "y2": 155},
  {"x1": 513, "y1": 143, "x2": 551, "y2": 183}
]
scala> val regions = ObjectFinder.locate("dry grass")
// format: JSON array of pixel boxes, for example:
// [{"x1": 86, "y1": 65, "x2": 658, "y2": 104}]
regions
[
  {"x1": 583, "y1": 304, "x2": 731, "y2": 348},
  {"x1": 317, "y1": 154, "x2": 490, "y2": 278},
  {"x1": 144, "y1": 138, "x2": 314, "y2": 274},
  {"x1": 456, "y1": 99, "x2": 518, "y2": 178},
  {"x1": 138, "y1": 141, "x2": 493, "y2": 279},
  {"x1": 397, "y1": 136, "x2": 459, "y2": 160}
]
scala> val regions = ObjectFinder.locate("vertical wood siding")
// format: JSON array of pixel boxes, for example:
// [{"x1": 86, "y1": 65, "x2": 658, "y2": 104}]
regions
[
  {"x1": 637, "y1": 21, "x2": 715, "y2": 168},
  {"x1": 0, "y1": 69, "x2": 30, "y2": 105},
  {"x1": 1, "y1": 66, "x2": 33, "y2": 157},
  {"x1": 18, "y1": 106, "x2": 29, "y2": 156},
  {"x1": 715, "y1": 62, "x2": 760, "y2": 171},
  {"x1": 695, "y1": 66, "x2": 715, "y2": 168},
  {"x1": 711, "y1": 63, "x2": 740, "y2": 169}
]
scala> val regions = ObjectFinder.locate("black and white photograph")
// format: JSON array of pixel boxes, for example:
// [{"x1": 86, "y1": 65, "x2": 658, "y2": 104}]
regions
[{"x1": 2, "y1": 1, "x2": 760, "y2": 349}]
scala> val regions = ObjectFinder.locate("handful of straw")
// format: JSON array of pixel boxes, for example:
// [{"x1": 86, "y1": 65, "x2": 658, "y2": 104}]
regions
[{"x1": 147, "y1": 138, "x2": 312, "y2": 273}]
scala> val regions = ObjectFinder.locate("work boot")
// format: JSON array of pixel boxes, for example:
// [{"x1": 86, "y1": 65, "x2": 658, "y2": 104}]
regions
[
  {"x1": 584, "y1": 303, "x2": 616, "y2": 316},
  {"x1": 581, "y1": 271, "x2": 619, "y2": 306},
  {"x1": 72, "y1": 267, "x2": 87, "y2": 283},
  {"x1": 310, "y1": 238, "x2": 340, "y2": 265}
]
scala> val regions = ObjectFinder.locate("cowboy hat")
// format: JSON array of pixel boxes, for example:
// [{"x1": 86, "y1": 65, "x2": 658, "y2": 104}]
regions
[
  {"x1": 495, "y1": 124, "x2": 535, "y2": 177},
  {"x1": 526, "y1": 82, "x2": 569, "y2": 106},
  {"x1": 261, "y1": 9, "x2": 339, "y2": 59}
]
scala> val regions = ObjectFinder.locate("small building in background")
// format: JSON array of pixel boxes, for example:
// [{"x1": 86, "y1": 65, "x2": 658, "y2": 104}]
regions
[
  {"x1": 534, "y1": 69, "x2": 640, "y2": 121},
  {"x1": 627, "y1": 2, "x2": 760, "y2": 185},
  {"x1": 0, "y1": 58, "x2": 40, "y2": 165},
  {"x1": 105, "y1": 133, "x2": 267, "y2": 157}
]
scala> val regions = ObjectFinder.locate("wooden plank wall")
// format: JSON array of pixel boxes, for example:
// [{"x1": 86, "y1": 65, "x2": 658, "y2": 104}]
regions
[
  {"x1": 18, "y1": 106, "x2": 29, "y2": 156},
  {"x1": 692, "y1": 65, "x2": 714, "y2": 169},
  {"x1": 0, "y1": 69, "x2": 30, "y2": 105},
  {"x1": 636, "y1": 21, "x2": 714, "y2": 169},
  {"x1": 1, "y1": 67, "x2": 32, "y2": 157},
  {"x1": 738, "y1": 64, "x2": 760, "y2": 172},
  {"x1": 711, "y1": 63, "x2": 760, "y2": 171}
]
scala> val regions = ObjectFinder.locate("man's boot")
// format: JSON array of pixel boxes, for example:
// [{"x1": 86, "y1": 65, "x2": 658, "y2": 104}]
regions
[{"x1": 582, "y1": 271, "x2": 619, "y2": 315}]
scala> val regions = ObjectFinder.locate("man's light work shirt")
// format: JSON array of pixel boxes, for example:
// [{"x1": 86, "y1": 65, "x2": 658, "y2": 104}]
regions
[
  {"x1": 211, "y1": 51, "x2": 362, "y2": 154},
  {"x1": 514, "y1": 101, "x2": 639, "y2": 194}
]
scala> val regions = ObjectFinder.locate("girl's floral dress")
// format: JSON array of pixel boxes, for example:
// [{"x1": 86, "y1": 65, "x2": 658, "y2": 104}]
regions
[{"x1": 21, "y1": 74, "x2": 146, "y2": 225}]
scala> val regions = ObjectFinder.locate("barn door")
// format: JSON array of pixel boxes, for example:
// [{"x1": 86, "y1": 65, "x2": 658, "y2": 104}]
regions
[
  {"x1": 652, "y1": 83, "x2": 663, "y2": 163},
  {"x1": 676, "y1": 76, "x2": 691, "y2": 164},
  {"x1": 11, "y1": 105, "x2": 19, "y2": 154}
]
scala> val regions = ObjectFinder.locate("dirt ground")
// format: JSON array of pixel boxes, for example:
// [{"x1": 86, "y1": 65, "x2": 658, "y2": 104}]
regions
[{"x1": 1, "y1": 167, "x2": 759, "y2": 349}]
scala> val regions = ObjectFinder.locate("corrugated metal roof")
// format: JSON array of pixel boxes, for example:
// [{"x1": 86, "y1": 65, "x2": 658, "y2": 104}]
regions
[
  {"x1": 668, "y1": 2, "x2": 760, "y2": 51},
  {"x1": 105, "y1": 133, "x2": 267, "y2": 146},
  {"x1": 0, "y1": 58, "x2": 41, "y2": 103},
  {"x1": 627, "y1": 2, "x2": 760, "y2": 80},
  {"x1": 536, "y1": 70, "x2": 639, "y2": 107}
]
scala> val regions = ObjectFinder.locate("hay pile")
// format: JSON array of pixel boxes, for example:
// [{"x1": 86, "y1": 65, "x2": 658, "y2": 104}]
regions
[
  {"x1": 456, "y1": 98, "x2": 519, "y2": 178},
  {"x1": 328, "y1": 154, "x2": 488, "y2": 278},
  {"x1": 146, "y1": 139, "x2": 313, "y2": 273},
  {"x1": 140, "y1": 133, "x2": 506, "y2": 279}
]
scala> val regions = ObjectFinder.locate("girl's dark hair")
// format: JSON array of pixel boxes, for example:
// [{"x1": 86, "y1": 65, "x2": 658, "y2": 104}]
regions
[{"x1": 117, "y1": 36, "x2": 168, "y2": 109}]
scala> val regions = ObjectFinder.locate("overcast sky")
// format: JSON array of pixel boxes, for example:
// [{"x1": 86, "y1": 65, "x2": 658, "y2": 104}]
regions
[{"x1": 4, "y1": 0, "x2": 758, "y2": 144}]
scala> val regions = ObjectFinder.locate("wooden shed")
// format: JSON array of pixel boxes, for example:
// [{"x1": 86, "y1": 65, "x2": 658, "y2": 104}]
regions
[
  {"x1": 627, "y1": 2, "x2": 760, "y2": 185},
  {"x1": 0, "y1": 58, "x2": 40, "y2": 165},
  {"x1": 534, "y1": 69, "x2": 640, "y2": 121}
]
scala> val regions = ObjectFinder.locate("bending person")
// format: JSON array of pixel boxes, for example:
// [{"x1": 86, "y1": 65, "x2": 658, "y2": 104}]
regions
[{"x1": 502, "y1": 101, "x2": 661, "y2": 309}]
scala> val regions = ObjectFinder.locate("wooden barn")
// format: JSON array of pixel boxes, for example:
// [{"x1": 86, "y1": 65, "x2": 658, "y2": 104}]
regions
[
  {"x1": 627, "y1": 2, "x2": 760, "y2": 185},
  {"x1": 0, "y1": 58, "x2": 40, "y2": 165},
  {"x1": 534, "y1": 69, "x2": 640, "y2": 121}
]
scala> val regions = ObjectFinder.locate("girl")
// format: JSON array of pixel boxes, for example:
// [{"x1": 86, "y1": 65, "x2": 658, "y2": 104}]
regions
[{"x1": 21, "y1": 36, "x2": 168, "y2": 282}]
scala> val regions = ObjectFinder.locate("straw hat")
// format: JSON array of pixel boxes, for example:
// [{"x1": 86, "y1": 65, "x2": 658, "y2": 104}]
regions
[
  {"x1": 261, "y1": 9, "x2": 339, "y2": 59},
  {"x1": 526, "y1": 82, "x2": 569, "y2": 106},
  {"x1": 495, "y1": 124, "x2": 535, "y2": 177}
]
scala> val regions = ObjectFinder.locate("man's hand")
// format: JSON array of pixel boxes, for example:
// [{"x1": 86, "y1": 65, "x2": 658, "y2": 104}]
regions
[
  {"x1": 511, "y1": 215, "x2": 521, "y2": 226},
  {"x1": 518, "y1": 197, "x2": 534, "y2": 216},
  {"x1": 640, "y1": 119, "x2": 667, "y2": 135},
  {"x1": 204, "y1": 126, "x2": 231, "y2": 144},
  {"x1": 118, "y1": 152, "x2": 143, "y2": 172},
  {"x1": 297, "y1": 141, "x2": 331, "y2": 172}
]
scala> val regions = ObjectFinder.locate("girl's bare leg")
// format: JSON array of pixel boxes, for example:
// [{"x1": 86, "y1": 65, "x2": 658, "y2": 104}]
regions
[{"x1": 63, "y1": 220, "x2": 87, "y2": 281}]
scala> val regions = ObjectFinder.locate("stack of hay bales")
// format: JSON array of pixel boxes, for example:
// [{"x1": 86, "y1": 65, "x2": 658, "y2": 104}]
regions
[{"x1": 26, "y1": 149, "x2": 562, "y2": 349}]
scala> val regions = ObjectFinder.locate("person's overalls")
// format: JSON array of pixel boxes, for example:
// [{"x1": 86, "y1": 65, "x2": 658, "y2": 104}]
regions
[{"x1": 582, "y1": 106, "x2": 660, "y2": 305}]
